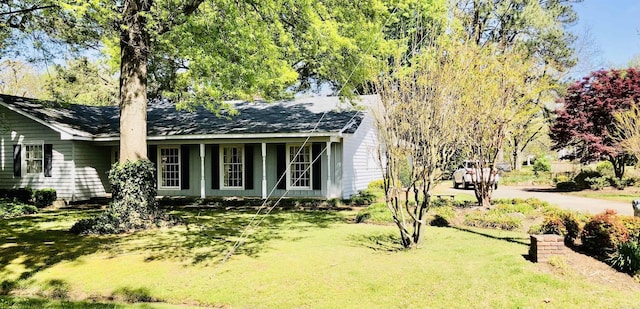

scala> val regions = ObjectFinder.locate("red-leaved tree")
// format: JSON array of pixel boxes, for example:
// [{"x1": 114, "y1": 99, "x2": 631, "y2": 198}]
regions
[{"x1": 550, "y1": 68, "x2": 640, "y2": 179}]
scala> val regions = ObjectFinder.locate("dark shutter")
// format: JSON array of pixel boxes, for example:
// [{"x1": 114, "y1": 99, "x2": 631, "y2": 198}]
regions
[
  {"x1": 276, "y1": 144, "x2": 286, "y2": 189},
  {"x1": 44, "y1": 144, "x2": 53, "y2": 177},
  {"x1": 211, "y1": 144, "x2": 220, "y2": 189},
  {"x1": 13, "y1": 144, "x2": 21, "y2": 177},
  {"x1": 244, "y1": 144, "x2": 254, "y2": 190},
  {"x1": 312, "y1": 143, "x2": 322, "y2": 190},
  {"x1": 181, "y1": 145, "x2": 190, "y2": 190},
  {"x1": 148, "y1": 145, "x2": 158, "y2": 183}
]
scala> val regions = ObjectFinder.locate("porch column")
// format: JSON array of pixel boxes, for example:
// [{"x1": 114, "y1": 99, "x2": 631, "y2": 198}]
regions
[
  {"x1": 326, "y1": 141, "x2": 331, "y2": 198},
  {"x1": 261, "y1": 142, "x2": 267, "y2": 199},
  {"x1": 200, "y1": 144, "x2": 206, "y2": 199}
]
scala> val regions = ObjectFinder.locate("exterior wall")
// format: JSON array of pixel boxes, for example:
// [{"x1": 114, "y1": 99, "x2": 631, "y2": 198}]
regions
[
  {"x1": 72, "y1": 141, "x2": 110, "y2": 200},
  {"x1": 341, "y1": 112, "x2": 383, "y2": 199},
  {"x1": 0, "y1": 105, "x2": 108, "y2": 201}
]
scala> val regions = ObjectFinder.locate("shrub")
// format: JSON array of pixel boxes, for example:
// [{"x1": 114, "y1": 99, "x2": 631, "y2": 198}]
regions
[
  {"x1": 573, "y1": 170, "x2": 602, "y2": 190},
  {"x1": 347, "y1": 189, "x2": 378, "y2": 206},
  {"x1": 539, "y1": 214, "x2": 567, "y2": 236},
  {"x1": 609, "y1": 240, "x2": 640, "y2": 274},
  {"x1": 367, "y1": 179, "x2": 385, "y2": 190},
  {"x1": 33, "y1": 188, "x2": 57, "y2": 208},
  {"x1": 532, "y1": 157, "x2": 551, "y2": 173},
  {"x1": 556, "y1": 181, "x2": 578, "y2": 192},
  {"x1": 620, "y1": 216, "x2": 640, "y2": 241},
  {"x1": 584, "y1": 176, "x2": 608, "y2": 190},
  {"x1": 0, "y1": 188, "x2": 34, "y2": 203},
  {"x1": 0, "y1": 201, "x2": 37, "y2": 219},
  {"x1": 355, "y1": 202, "x2": 393, "y2": 224},
  {"x1": 581, "y1": 209, "x2": 630, "y2": 255},
  {"x1": 596, "y1": 161, "x2": 615, "y2": 177},
  {"x1": 493, "y1": 202, "x2": 537, "y2": 217},
  {"x1": 464, "y1": 211, "x2": 522, "y2": 231},
  {"x1": 553, "y1": 174, "x2": 570, "y2": 184}
]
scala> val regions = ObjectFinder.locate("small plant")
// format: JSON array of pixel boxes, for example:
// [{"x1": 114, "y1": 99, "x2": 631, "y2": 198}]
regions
[
  {"x1": 620, "y1": 216, "x2": 640, "y2": 241},
  {"x1": 464, "y1": 211, "x2": 522, "y2": 231},
  {"x1": 556, "y1": 181, "x2": 578, "y2": 192},
  {"x1": 581, "y1": 209, "x2": 630, "y2": 255},
  {"x1": 0, "y1": 201, "x2": 37, "y2": 219},
  {"x1": 596, "y1": 161, "x2": 615, "y2": 177},
  {"x1": 539, "y1": 214, "x2": 567, "y2": 236},
  {"x1": 573, "y1": 169, "x2": 602, "y2": 190},
  {"x1": 33, "y1": 188, "x2": 57, "y2": 208},
  {"x1": 608, "y1": 240, "x2": 640, "y2": 274},
  {"x1": 347, "y1": 189, "x2": 378, "y2": 206},
  {"x1": 367, "y1": 179, "x2": 385, "y2": 190},
  {"x1": 532, "y1": 156, "x2": 551, "y2": 173},
  {"x1": 584, "y1": 176, "x2": 608, "y2": 190}
]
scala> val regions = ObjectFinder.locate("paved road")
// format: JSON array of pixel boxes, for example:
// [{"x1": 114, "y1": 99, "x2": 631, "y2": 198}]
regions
[{"x1": 441, "y1": 185, "x2": 635, "y2": 216}]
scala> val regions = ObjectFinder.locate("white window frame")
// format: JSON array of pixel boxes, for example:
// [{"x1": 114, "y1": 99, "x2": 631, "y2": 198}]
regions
[
  {"x1": 158, "y1": 146, "x2": 181, "y2": 189},
  {"x1": 219, "y1": 145, "x2": 245, "y2": 190},
  {"x1": 286, "y1": 144, "x2": 312, "y2": 190},
  {"x1": 23, "y1": 141, "x2": 44, "y2": 176}
]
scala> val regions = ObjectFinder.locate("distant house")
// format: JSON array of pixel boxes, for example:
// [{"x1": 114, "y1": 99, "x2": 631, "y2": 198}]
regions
[{"x1": 0, "y1": 94, "x2": 382, "y2": 201}]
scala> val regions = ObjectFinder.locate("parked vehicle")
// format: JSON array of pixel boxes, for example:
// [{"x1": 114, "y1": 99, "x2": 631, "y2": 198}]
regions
[{"x1": 452, "y1": 160, "x2": 499, "y2": 190}]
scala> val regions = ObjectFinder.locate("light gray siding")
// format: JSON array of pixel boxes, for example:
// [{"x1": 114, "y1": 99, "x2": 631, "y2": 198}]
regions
[
  {"x1": 341, "y1": 112, "x2": 383, "y2": 199},
  {"x1": 72, "y1": 141, "x2": 110, "y2": 200},
  {"x1": 0, "y1": 105, "x2": 108, "y2": 201}
]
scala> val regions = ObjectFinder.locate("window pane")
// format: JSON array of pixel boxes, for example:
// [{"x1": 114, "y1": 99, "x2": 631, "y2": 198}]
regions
[
  {"x1": 289, "y1": 145, "x2": 311, "y2": 188},
  {"x1": 25, "y1": 144, "x2": 43, "y2": 174},
  {"x1": 223, "y1": 146, "x2": 243, "y2": 188},
  {"x1": 160, "y1": 148, "x2": 180, "y2": 188}
]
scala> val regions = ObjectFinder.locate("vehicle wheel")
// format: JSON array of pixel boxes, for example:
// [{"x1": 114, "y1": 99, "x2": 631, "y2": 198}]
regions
[
  {"x1": 453, "y1": 180, "x2": 459, "y2": 189},
  {"x1": 464, "y1": 182, "x2": 470, "y2": 190}
]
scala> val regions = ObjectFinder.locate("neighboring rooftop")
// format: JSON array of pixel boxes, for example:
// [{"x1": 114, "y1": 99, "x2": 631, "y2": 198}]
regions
[{"x1": 0, "y1": 94, "x2": 374, "y2": 140}]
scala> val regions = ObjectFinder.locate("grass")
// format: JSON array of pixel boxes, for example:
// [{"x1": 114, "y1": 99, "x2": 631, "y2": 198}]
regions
[
  {"x1": 2, "y1": 208, "x2": 640, "y2": 308},
  {"x1": 567, "y1": 190, "x2": 640, "y2": 203},
  {"x1": 500, "y1": 166, "x2": 552, "y2": 186}
]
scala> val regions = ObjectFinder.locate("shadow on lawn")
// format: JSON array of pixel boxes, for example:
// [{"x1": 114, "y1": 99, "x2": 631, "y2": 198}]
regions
[
  {"x1": 119, "y1": 209, "x2": 347, "y2": 265},
  {"x1": 347, "y1": 232, "x2": 404, "y2": 252},
  {"x1": 0, "y1": 295, "x2": 124, "y2": 309},
  {"x1": 450, "y1": 226, "x2": 530, "y2": 246},
  {"x1": 0, "y1": 210, "x2": 117, "y2": 295}
]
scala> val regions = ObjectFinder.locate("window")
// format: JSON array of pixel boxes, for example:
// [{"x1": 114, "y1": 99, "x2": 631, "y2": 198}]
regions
[
  {"x1": 288, "y1": 145, "x2": 311, "y2": 189},
  {"x1": 25, "y1": 144, "x2": 43, "y2": 174},
  {"x1": 159, "y1": 147, "x2": 180, "y2": 188},
  {"x1": 221, "y1": 145, "x2": 244, "y2": 189}
]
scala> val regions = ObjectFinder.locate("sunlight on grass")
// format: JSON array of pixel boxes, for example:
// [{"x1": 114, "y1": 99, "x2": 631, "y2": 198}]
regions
[
  {"x1": 2, "y1": 208, "x2": 640, "y2": 308},
  {"x1": 567, "y1": 191, "x2": 640, "y2": 203}
]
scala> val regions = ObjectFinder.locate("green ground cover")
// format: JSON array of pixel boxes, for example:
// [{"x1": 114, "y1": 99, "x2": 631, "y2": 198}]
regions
[{"x1": 2, "y1": 207, "x2": 639, "y2": 308}]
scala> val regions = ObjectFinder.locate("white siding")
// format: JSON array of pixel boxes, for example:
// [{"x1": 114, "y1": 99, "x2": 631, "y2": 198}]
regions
[
  {"x1": 72, "y1": 141, "x2": 110, "y2": 200},
  {"x1": 0, "y1": 105, "x2": 108, "y2": 201},
  {"x1": 341, "y1": 112, "x2": 383, "y2": 199}
]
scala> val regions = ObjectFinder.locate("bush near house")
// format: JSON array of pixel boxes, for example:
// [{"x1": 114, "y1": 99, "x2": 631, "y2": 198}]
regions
[
  {"x1": 0, "y1": 201, "x2": 37, "y2": 219},
  {"x1": 34, "y1": 188, "x2": 57, "y2": 208},
  {"x1": 0, "y1": 188, "x2": 57, "y2": 219}
]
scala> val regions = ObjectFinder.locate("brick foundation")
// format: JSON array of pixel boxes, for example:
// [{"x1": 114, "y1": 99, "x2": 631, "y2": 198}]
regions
[{"x1": 529, "y1": 234, "x2": 566, "y2": 263}]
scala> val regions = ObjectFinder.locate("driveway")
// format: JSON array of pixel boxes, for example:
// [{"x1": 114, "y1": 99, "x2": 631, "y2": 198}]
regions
[{"x1": 442, "y1": 185, "x2": 635, "y2": 216}]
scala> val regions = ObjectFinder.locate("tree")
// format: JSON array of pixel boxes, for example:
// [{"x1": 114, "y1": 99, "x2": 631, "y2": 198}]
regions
[
  {"x1": 0, "y1": 60, "x2": 46, "y2": 97},
  {"x1": 373, "y1": 28, "x2": 461, "y2": 249},
  {"x1": 452, "y1": 0, "x2": 578, "y2": 170},
  {"x1": 614, "y1": 102, "x2": 640, "y2": 161},
  {"x1": 550, "y1": 68, "x2": 640, "y2": 179},
  {"x1": 44, "y1": 57, "x2": 118, "y2": 106}
]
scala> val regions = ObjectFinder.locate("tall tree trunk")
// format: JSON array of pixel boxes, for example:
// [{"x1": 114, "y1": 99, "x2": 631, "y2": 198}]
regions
[{"x1": 119, "y1": 0, "x2": 151, "y2": 162}]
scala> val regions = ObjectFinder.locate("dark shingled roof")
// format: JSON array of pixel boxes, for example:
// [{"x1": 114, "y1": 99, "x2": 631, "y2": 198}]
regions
[{"x1": 0, "y1": 94, "x2": 374, "y2": 139}]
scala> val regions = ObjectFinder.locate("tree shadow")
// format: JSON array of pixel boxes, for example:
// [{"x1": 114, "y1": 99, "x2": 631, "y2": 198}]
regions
[
  {"x1": 0, "y1": 211, "x2": 118, "y2": 295},
  {"x1": 449, "y1": 226, "x2": 530, "y2": 246},
  {"x1": 347, "y1": 232, "x2": 404, "y2": 252},
  {"x1": 114, "y1": 208, "x2": 347, "y2": 265}
]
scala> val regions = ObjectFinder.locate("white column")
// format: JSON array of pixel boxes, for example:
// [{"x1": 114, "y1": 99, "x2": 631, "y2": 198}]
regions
[
  {"x1": 200, "y1": 144, "x2": 206, "y2": 199},
  {"x1": 326, "y1": 141, "x2": 331, "y2": 198},
  {"x1": 261, "y1": 142, "x2": 267, "y2": 199}
]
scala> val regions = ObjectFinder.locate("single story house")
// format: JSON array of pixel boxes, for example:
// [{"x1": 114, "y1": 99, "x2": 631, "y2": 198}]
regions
[{"x1": 0, "y1": 94, "x2": 382, "y2": 201}]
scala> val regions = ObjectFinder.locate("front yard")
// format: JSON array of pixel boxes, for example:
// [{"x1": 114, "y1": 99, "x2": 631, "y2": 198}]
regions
[{"x1": 2, "y1": 206, "x2": 640, "y2": 308}]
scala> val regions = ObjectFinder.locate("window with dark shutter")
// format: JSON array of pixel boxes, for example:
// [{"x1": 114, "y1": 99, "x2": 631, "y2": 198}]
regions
[
  {"x1": 181, "y1": 145, "x2": 190, "y2": 190},
  {"x1": 276, "y1": 144, "x2": 286, "y2": 189},
  {"x1": 211, "y1": 144, "x2": 220, "y2": 189},
  {"x1": 44, "y1": 144, "x2": 53, "y2": 177},
  {"x1": 13, "y1": 144, "x2": 21, "y2": 177}
]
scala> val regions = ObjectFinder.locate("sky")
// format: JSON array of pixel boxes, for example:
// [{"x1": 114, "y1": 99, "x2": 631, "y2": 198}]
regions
[{"x1": 570, "y1": 0, "x2": 640, "y2": 76}]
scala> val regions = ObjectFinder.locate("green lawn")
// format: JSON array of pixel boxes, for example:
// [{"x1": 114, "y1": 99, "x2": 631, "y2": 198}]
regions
[
  {"x1": 567, "y1": 191, "x2": 640, "y2": 203},
  {"x1": 2, "y1": 208, "x2": 640, "y2": 308}
]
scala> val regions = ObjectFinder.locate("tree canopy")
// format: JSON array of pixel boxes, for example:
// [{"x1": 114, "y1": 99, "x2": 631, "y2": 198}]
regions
[{"x1": 550, "y1": 68, "x2": 640, "y2": 178}]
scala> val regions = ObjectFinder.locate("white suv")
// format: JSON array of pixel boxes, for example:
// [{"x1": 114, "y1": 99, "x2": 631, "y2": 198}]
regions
[{"x1": 452, "y1": 160, "x2": 499, "y2": 190}]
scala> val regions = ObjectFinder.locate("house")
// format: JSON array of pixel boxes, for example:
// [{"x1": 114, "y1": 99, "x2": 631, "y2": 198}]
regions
[{"x1": 0, "y1": 94, "x2": 382, "y2": 201}]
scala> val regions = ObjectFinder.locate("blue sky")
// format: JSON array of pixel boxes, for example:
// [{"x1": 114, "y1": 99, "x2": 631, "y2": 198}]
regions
[{"x1": 570, "y1": 0, "x2": 640, "y2": 71}]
